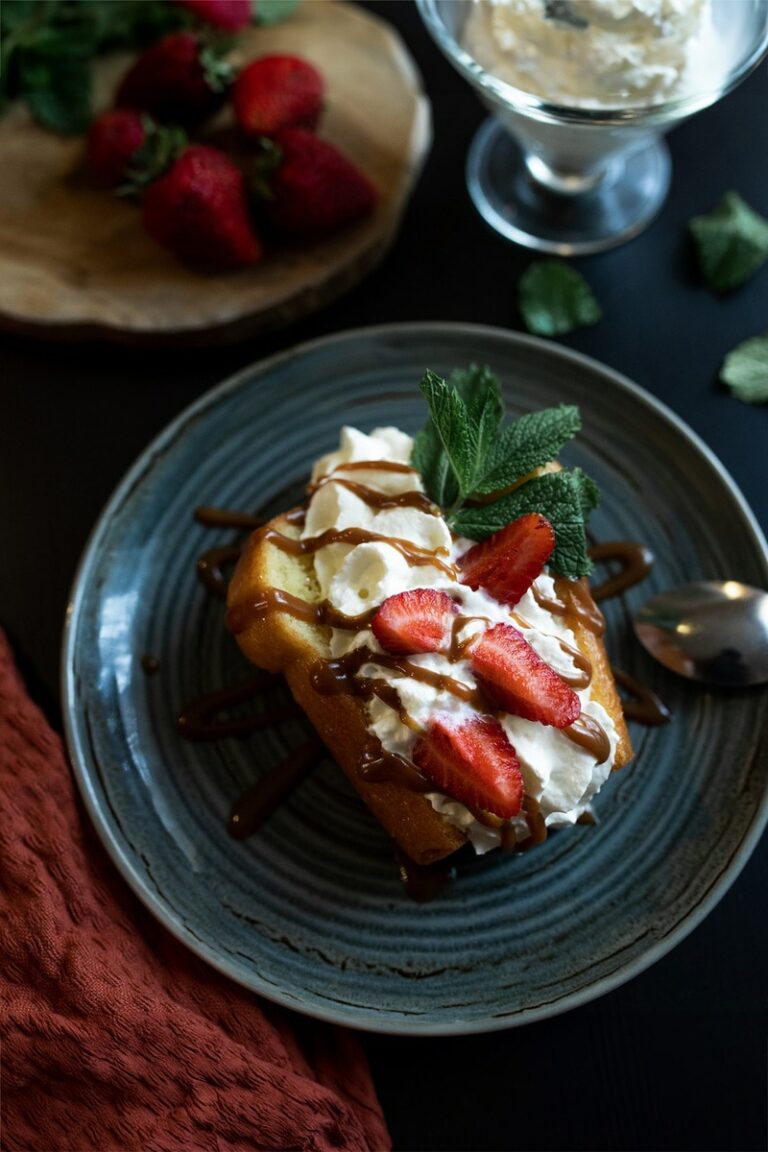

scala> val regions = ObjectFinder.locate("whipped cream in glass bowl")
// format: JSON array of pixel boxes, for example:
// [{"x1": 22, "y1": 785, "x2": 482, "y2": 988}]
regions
[{"x1": 416, "y1": 0, "x2": 768, "y2": 254}]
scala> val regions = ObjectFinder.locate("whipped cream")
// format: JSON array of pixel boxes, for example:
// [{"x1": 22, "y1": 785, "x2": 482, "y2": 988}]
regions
[
  {"x1": 303, "y1": 425, "x2": 618, "y2": 853},
  {"x1": 461, "y1": 0, "x2": 715, "y2": 109}
]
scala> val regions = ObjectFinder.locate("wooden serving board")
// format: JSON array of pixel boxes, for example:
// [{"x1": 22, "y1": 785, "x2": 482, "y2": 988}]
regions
[{"x1": 0, "y1": 1, "x2": 431, "y2": 345}]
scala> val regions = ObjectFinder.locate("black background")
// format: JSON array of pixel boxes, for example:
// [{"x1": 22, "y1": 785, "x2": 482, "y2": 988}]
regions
[{"x1": 2, "y1": 3, "x2": 767, "y2": 1149}]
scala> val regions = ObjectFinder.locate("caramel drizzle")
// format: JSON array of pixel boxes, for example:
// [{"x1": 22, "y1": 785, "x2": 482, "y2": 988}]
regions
[
  {"x1": 181, "y1": 497, "x2": 665, "y2": 866},
  {"x1": 395, "y1": 849, "x2": 457, "y2": 902},
  {"x1": 309, "y1": 646, "x2": 483, "y2": 710},
  {"x1": 264, "y1": 525, "x2": 457, "y2": 578},
  {"x1": 228, "y1": 737, "x2": 324, "y2": 840},
  {"x1": 556, "y1": 638, "x2": 593, "y2": 689},
  {"x1": 327, "y1": 460, "x2": 419, "y2": 475},
  {"x1": 226, "y1": 587, "x2": 377, "y2": 636},
  {"x1": 589, "y1": 540, "x2": 655, "y2": 602},
  {"x1": 449, "y1": 614, "x2": 491, "y2": 661},
  {"x1": 195, "y1": 507, "x2": 265, "y2": 530},
  {"x1": 531, "y1": 577, "x2": 606, "y2": 636},
  {"x1": 309, "y1": 474, "x2": 439, "y2": 515},
  {"x1": 562, "y1": 713, "x2": 612, "y2": 764},
  {"x1": 177, "y1": 674, "x2": 299, "y2": 741},
  {"x1": 613, "y1": 668, "x2": 671, "y2": 727},
  {"x1": 358, "y1": 737, "x2": 433, "y2": 792},
  {"x1": 198, "y1": 544, "x2": 242, "y2": 599}
]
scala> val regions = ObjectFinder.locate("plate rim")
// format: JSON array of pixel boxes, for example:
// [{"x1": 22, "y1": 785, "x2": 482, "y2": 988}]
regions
[{"x1": 61, "y1": 321, "x2": 768, "y2": 1035}]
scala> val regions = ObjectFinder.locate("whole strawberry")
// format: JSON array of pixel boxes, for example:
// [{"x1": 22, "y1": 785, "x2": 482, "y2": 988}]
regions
[
  {"x1": 116, "y1": 31, "x2": 233, "y2": 126},
  {"x1": 142, "y1": 144, "x2": 262, "y2": 269},
  {"x1": 86, "y1": 109, "x2": 147, "y2": 188},
  {"x1": 174, "y1": 0, "x2": 252, "y2": 30},
  {"x1": 234, "y1": 55, "x2": 325, "y2": 137},
  {"x1": 259, "y1": 128, "x2": 378, "y2": 238}
]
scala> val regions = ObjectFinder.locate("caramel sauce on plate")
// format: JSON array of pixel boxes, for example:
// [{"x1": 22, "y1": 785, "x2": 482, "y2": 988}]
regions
[
  {"x1": 177, "y1": 675, "x2": 299, "y2": 741},
  {"x1": 229, "y1": 738, "x2": 324, "y2": 840},
  {"x1": 613, "y1": 668, "x2": 671, "y2": 727},
  {"x1": 589, "y1": 540, "x2": 655, "y2": 602}
]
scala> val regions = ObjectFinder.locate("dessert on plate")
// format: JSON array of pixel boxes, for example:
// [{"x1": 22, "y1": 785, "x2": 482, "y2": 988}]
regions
[{"x1": 226, "y1": 366, "x2": 632, "y2": 867}]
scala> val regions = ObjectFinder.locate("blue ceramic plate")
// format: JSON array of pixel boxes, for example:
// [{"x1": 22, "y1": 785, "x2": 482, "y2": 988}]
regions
[{"x1": 62, "y1": 323, "x2": 768, "y2": 1035}]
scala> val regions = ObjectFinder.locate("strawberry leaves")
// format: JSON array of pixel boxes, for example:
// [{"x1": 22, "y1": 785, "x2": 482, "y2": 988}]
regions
[{"x1": 412, "y1": 366, "x2": 597, "y2": 579}]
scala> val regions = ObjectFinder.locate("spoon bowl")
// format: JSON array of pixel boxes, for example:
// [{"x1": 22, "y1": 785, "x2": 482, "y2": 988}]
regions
[{"x1": 633, "y1": 580, "x2": 768, "y2": 688}]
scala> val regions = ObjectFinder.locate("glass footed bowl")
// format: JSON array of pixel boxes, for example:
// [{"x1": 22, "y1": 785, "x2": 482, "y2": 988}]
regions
[{"x1": 416, "y1": 0, "x2": 768, "y2": 254}]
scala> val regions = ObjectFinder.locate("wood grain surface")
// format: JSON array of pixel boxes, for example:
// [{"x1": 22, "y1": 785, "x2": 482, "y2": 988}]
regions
[{"x1": 0, "y1": 0, "x2": 431, "y2": 344}]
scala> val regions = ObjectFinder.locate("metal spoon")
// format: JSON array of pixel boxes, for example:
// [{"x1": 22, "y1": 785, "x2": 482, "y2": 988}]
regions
[{"x1": 633, "y1": 580, "x2": 768, "y2": 687}]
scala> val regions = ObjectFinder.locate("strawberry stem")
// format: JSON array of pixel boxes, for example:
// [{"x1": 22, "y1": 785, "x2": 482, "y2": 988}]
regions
[{"x1": 118, "y1": 117, "x2": 187, "y2": 198}]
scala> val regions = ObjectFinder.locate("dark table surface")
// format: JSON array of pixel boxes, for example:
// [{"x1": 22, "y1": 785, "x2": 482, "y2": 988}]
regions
[{"x1": 3, "y1": 3, "x2": 768, "y2": 1150}]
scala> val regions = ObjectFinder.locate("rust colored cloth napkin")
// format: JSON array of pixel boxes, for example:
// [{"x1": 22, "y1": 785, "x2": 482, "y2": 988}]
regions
[{"x1": 0, "y1": 632, "x2": 390, "y2": 1152}]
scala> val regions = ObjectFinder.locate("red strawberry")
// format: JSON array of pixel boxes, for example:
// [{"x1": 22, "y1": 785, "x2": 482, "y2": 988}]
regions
[
  {"x1": 259, "y1": 128, "x2": 378, "y2": 238},
  {"x1": 116, "y1": 31, "x2": 233, "y2": 126},
  {"x1": 142, "y1": 144, "x2": 262, "y2": 269},
  {"x1": 469, "y1": 623, "x2": 580, "y2": 728},
  {"x1": 371, "y1": 589, "x2": 456, "y2": 655},
  {"x1": 175, "y1": 0, "x2": 251, "y2": 29},
  {"x1": 459, "y1": 513, "x2": 555, "y2": 607},
  {"x1": 412, "y1": 714, "x2": 524, "y2": 819},
  {"x1": 86, "y1": 109, "x2": 146, "y2": 188},
  {"x1": 234, "y1": 55, "x2": 325, "y2": 137}
]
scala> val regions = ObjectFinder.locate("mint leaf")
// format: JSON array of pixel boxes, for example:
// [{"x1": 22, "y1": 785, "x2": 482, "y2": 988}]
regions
[
  {"x1": 689, "y1": 191, "x2": 768, "y2": 292},
  {"x1": 418, "y1": 370, "x2": 481, "y2": 499},
  {"x1": 20, "y1": 41, "x2": 92, "y2": 133},
  {"x1": 255, "y1": 0, "x2": 299, "y2": 25},
  {"x1": 720, "y1": 332, "x2": 768, "y2": 403},
  {"x1": 448, "y1": 364, "x2": 503, "y2": 477},
  {"x1": 452, "y1": 470, "x2": 598, "y2": 579},
  {"x1": 411, "y1": 421, "x2": 460, "y2": 509},
  {"x1": 518, "y1": 261, "x2": 602, "y2": 337},
  {"x1": 0, "y1": 0, "x2": 188, "y2": 131},
  {"x1": 1, "y1": 0, "x2": 39, "y2": 34},
  {"x1": 474, "y1": 404, "x2": 581, "y2": 494}
]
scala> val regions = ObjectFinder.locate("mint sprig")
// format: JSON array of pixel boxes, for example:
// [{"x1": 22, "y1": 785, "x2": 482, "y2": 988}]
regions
[{"x1": 411, "y1": 366, "x2": 598, "y2": 578}]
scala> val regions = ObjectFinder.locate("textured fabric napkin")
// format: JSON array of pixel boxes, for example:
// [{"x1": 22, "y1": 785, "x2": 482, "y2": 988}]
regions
[{"x1": 0, "y1": 632, "x2": 390, "y2": 1152}]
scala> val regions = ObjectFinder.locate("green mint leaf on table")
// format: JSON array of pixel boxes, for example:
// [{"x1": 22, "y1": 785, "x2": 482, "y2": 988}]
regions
[
  {"x1": 452, "y1": 470, "x2": 598, "y2": 579},
  {"x1": 411, "y1": 368, "x2": 597, "y2": 579},
  {"x1": 689, "y1": 191, "x2": 768, "y2": 291},
  {"x1": 474, "y1": 404, "x2": 581, "y2": 495},
  {"x1": 720, "y1": 332, "x2": 768, "y2": 404},
  {"x1": 518, "y1": 261, "x2": 602, "y2": 336}
]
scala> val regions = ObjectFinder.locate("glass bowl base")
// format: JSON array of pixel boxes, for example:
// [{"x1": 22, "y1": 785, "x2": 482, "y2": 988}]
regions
[{"x1": 466, "y1": 117, "x2": 671, "y2": 256}]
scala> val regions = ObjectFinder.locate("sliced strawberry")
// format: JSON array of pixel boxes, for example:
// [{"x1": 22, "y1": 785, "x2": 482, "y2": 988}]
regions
[
  {"x1": 470, "y1": 623, "x2": 580, "y2": 728},
  {"x1": 458, "y1": 513, "x2": 555, "y2": 607},
  {"x1": 371, "y1": 588, "x2": 456, "y2": 655},
  {"x1": 412, "y1": 714, "x2": 524, "y2": 819}
]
